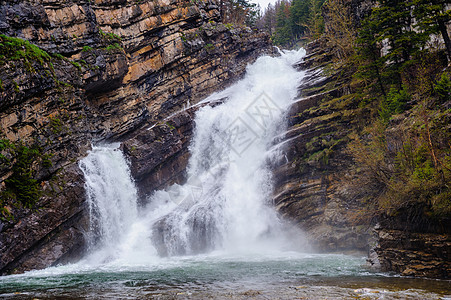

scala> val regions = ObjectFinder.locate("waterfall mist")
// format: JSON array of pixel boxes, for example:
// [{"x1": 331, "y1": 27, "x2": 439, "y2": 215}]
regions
[{"x1": 79, "y1": 48, "x2": 309, "y2": 264}]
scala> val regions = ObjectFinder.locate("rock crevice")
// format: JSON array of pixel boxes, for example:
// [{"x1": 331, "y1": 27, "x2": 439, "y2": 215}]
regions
[{"x1": 0, "y1": 0, "x2": 275, "y2": 274}]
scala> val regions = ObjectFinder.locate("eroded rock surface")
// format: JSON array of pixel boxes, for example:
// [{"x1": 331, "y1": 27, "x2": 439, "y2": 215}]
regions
[
  {"x1": 0, "y1": 0, "x2": 274, "y2": 274},
  {"x1": 275, "y1": 40, "x2": 450, "y2": 279}
]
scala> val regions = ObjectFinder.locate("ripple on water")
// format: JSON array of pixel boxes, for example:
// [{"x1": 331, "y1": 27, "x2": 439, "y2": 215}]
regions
[{"x1": 0, "y1": 253, "x2": 449, "y2": 299}]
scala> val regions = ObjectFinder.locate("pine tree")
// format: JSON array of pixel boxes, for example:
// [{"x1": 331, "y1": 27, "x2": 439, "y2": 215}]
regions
[
  {"x1": 356, "y1": 0, "x2": 429, "y2": 96},
  {"x1": 290, "y1": 0, "x2": 311, "y2": 38},
  {"x1": 413, "y1": 0, "x2": 451, "y2": 60},
  {"x1": 274, "y1": 1, "x2": 293, "y2": 45}
]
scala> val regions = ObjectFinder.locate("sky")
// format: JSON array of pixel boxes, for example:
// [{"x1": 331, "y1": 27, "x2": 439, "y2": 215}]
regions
[{"x1": 251, "y1": 0, "x2": 275, "y2": 11}]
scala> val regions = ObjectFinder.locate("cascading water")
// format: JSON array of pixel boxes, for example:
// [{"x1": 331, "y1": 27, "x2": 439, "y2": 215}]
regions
[
  {"x1": 150, "y1": 49, "x2": 307, "y2": 256},
  {"x1": 78, "y1": 49, "x2": 308, "y2": 261},
  {"x1": 78, "y1": 144, "x2": 138, "y2": 258},
  {"x1": 1, "y1": 49, "x2": 449, "y2": 300}
]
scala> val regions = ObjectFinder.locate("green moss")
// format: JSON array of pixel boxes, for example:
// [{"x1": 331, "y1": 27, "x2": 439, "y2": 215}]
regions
[
  {"x1": 12, "y1": 80, "x2": 19, "y2": 92},
  {"x1": 4, "y1": 145, "x2": 41, "y2": 208},
  {"x1": 51, "y1": 53, "x2": 65, "y2": 60},
  {"x1": 0, "y1": 142, "x2": 41, "y2": 215},
  {"x1": 107, "y1": 32, "x2": 121, "y2": 41},
  {"x1": 99, "y1": 29, "x2": 122, "y2": 45},
  {"x1": 82, "y1": 45, "x2": 93, "y2": 52},
  {"x1": 0, "y1": 139, "x2": 56, "y2": 220},
  {"x1": 106, "y1": 43, "x2": 123, "y2": 52},
  {"x1": 42, "y1": 153, "x2": 53, "y2": 169},
  {"x1": 0, "y1": 34, "x2": 52, "y2": 69},
  {"x1": 304, "y1": 134, "x2": 344, "y2": 166},
  {"x1": 69, "y1": 60, "x2": 82, "y2": 71},
  {"x1": 56, "y1": 80, "x2": 73, "y2": 88},
  {"x1": 49, "y1": 116, "x2": 63, "y2": 133},
  {"x1": 51, "y1": 52, "x2": 83, "y2": 73},
  {"x1": 166, "y1": 122, "x2": 176, "y2": 130},
  {"x1": 0, "y1": 139, "x2": 13, "y2": 163},
  {"x1": 204, "y1": 43, "x2": 215, "y2": 51},
  {"x1": 0, "y1": 79, "x2": 3, "y2": 91}
]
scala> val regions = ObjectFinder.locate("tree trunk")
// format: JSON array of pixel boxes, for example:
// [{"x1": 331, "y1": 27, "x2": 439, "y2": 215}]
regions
[{"x1": 437, "y1": 18, "x2": 451, "y2": 61}]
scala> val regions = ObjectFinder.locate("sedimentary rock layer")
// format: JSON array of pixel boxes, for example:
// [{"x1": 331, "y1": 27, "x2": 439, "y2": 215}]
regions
[{"x1": 0, "y1": 0, "x2": 274, "y2": 274}]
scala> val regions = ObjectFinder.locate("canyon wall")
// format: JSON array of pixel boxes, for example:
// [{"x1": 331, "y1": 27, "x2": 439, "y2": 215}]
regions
[
  {"x1": 0, "y1": 0, "x2": 275, "y2": 274},
  {"x1": 272, "y1": 42, "x2": 372, "y2": 253},
  {"x1": 273, "y1": 0, "x2": 450, "y2": 277},
  {"x1": 1, "y1": 0, "x2": 448, "y2": 280}
]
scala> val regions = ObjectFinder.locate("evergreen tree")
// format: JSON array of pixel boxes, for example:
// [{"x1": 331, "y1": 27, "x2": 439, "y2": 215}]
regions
[
  {"x1": 274, "y1": 1, "x2": 293, "y2": 45},
  {"x1": 413, "y1": 0, "x2": 451, "y2": 60},
  {"x1": 258, "y1": 0, "x2": 325, "y2": 46},
  {"x1": 221, "y1": 0, "x2": 260, "y2": 26},
  {"x1": 290, "y1": 0, "x2": 311, "y2": 38},
  {"x1": 356, "y1": 0, "x2": 430, "y2": 96},
  {"x1": 264, "y1": 4, "x2": 276, "y2": 35}
]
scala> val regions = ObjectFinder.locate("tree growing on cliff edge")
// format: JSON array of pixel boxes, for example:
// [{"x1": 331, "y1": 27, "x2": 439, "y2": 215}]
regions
[
  {"x1": 275, "y1": 1, "x2": 293, "y2": 45},
  {"x1": 220, "y1": 0, "x2": 261, "y2": 26},
  {"x1": 344, "y1": 0, "x2": 451, "y2": 225},
  {"x1": 257, "y1": 3, "x2": 277, "y2": 35},
  {"x1": 257, "y1": 0, "x2": 326, "y2": 47},
  {"x1": 353, "y1": 0, "x2": 450, "y2": 100},
  {"x1": 413, "y1": 0, "x2": 451, "y2": 60},
  {"x1": 322, "y1": 0, "x2": 357, "y2": 61}
]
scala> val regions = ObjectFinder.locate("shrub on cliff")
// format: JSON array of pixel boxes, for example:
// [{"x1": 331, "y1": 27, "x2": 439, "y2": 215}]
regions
[
  {"x1": 0, "y1": 140, "x2": 52, "y2": 220},
  {"x1": 312, "y1": 0, "x2": 451, "y2": 227},
  {"x1": 0, "y1": 34, "x2": 53, "y2": 73}
]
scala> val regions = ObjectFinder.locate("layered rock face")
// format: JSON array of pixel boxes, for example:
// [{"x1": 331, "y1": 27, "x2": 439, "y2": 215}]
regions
[
  {"x1": 374, "y1": 228, "x2": 450, "y2": 278},
  {"x1": 273, "y1": 18, "x2": 450, "y2": 277},
  {"x1": 0, "y1": 0, "x2": 274, "y2": 274},
  {"x1": 272, "y1": 42, "x2": 372, "y2": 253}
]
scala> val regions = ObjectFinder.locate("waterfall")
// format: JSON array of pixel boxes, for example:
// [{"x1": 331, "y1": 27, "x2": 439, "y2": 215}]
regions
[
  {"x1": 79, "y1": 144, "x2": 138, "y2": 258},
  {"x1": 151, "y1": 49, "x2": 306, "y2": 255},
  {"x1": 80, "y1": 49, "x2": 307, "y2": 262}
]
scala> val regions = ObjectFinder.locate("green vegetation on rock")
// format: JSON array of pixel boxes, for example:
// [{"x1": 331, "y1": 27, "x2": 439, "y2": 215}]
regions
[
  {"x1": 292, "y1": 0, "x2": 451, "y2": 226},
  {"x1": 0, "y1": 139, "x2": 53, "y2": 220},
  {"x1": 333, "y1": 1, "x2": 449, "y2": 224},
  {"x1": 0, "y1": 34, "x2": 53, "y2": 73}
]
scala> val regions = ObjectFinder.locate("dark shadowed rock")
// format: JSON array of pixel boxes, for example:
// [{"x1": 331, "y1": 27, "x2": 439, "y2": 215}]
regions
[{"x1": 0, "y1": 0, "x2": 275, "y2": 274}]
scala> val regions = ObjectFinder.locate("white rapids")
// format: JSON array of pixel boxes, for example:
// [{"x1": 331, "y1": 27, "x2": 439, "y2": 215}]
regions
[{"x1": 78, "y1": 48, "x2": 308, "y2": 265}]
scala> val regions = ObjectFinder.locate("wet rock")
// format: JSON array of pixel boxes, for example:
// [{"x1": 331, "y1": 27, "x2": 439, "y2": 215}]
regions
[
  {"x1": 0, "y1": 0, "x2": 275, "y2": 274},
  {"x1": 276, "y1": 39, "x2": 450, "y2": 279},
  {"x1": 374, "y1": 229, "x2": 450, "y2": 278},
  {"x1": 271, "y1": 41, "x2": 372, "y2": 253}
]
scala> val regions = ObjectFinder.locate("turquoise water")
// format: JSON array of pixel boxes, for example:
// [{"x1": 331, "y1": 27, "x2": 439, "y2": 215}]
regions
[
  {"x1": 0, "y1": 252, "x2": 449, "y2": 299},
  {"x1": 3, "y1": 49, "x2": 448, "y2": 299}
]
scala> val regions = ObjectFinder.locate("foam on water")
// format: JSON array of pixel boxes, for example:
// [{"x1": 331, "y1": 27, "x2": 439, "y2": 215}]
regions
[
  {"x1": 1, "y1": 50, "x2": 449, "y2": 299},
  {"x1": 75, "y1": 48, "x2": 309, "y2": 266}
]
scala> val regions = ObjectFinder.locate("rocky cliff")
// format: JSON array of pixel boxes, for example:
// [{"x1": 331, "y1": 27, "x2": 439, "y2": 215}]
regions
[
  {"x1": 272, "y1": 41, "x2": 373, "y2": 253},
  {"x1": 0, "y1": 0, "x2": 275, "y2": 274},
  {"x1": 273, "y1": 0, "x2": 450, "y2": 278},
  {"x1": 272, "y1": 38, "x2": 450, "y2": 279},
  {"x1": 1, "y1": 0, "x2": 448, "y2": 280}
]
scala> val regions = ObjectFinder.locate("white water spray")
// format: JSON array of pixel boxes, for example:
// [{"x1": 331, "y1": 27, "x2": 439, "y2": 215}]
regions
[
  {"x1": 78, "y1": 144, "x2": 138, "y2": 259},
  {"x1": 80, "y1": 49, "x2": 307, "y2": 262}
]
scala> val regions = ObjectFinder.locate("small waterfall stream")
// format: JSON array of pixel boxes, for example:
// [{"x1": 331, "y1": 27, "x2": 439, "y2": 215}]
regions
[{"x1": 78, "y1": 144, "x2": 139, "y2": 257}]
